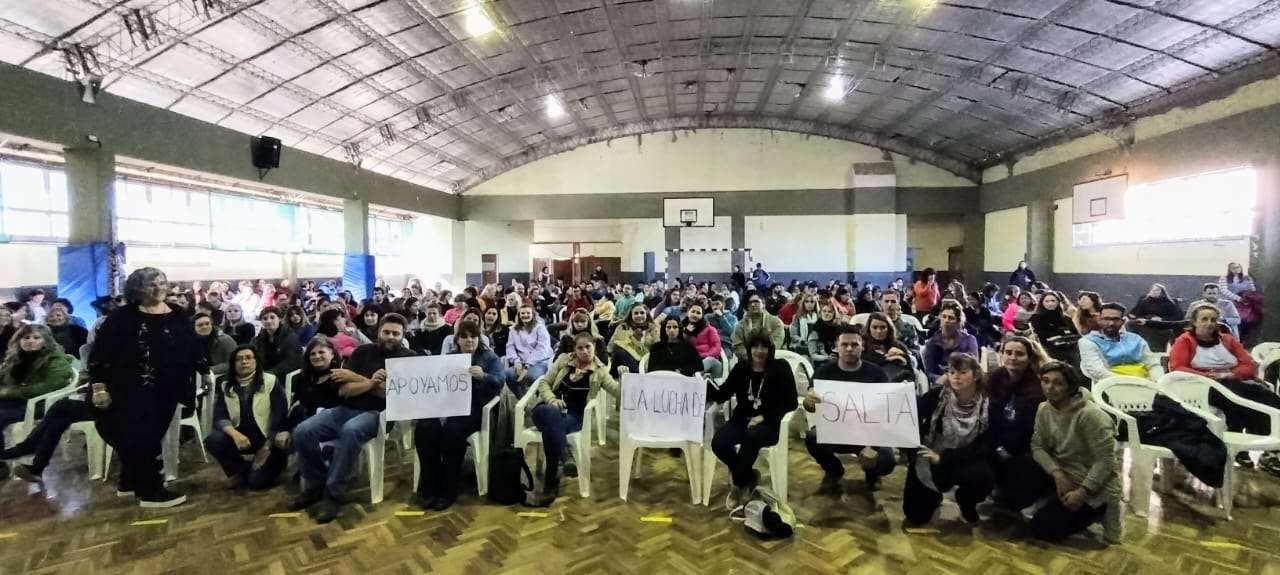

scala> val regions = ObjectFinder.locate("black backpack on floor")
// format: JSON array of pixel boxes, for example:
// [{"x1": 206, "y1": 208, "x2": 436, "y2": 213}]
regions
[{"x1": 488, "y1": 446, "x2": 534, "y2": 505}]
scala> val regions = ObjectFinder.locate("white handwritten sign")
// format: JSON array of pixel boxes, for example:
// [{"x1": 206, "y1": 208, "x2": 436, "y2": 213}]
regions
[
  {"x1": 813, "y1": 380, "x2": 920, "y2": 448},
  {"x1": 385, "y1": 354, "x2": 472, "y2": 421},
  {"x1": 619, "y1": 372, "x2": 707, "y2": 444}
]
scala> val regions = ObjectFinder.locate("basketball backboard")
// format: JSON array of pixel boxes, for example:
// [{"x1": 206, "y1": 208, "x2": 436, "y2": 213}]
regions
[{"x1": 663, "y1": 197, "x2": 715, "y2": 227}]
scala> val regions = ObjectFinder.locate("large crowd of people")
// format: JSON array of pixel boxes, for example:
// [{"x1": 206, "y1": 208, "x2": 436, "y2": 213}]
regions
[{"x1": 0, "y1": 260, "x2": 1276, "y2": 546}]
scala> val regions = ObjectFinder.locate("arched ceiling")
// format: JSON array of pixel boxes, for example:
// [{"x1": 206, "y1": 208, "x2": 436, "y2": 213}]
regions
[{"x1": 2, "y1": 0, "x2": 1278, "y2": 194}]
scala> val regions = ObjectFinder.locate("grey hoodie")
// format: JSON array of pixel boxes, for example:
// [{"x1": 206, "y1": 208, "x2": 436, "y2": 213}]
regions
[{"x1": 1030, "y1": 388, "x2": 1122, "y2": 505}]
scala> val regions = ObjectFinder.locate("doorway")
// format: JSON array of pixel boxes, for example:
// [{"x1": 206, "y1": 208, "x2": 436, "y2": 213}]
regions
[{"x1": 481, "y1": 254, "x2": 498, "y2": 286}]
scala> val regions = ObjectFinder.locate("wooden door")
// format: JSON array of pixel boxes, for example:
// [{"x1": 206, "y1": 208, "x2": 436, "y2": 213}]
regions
[
  {"x1": 551, "y1": 259, "x2": 574, "y2": 285},
  {"x1": 578, "y1": 257, "x2": 622, "y2": 286},
  {"x1": 947, "y1": 247, "x2": 964, "y2": 283},
  {"x1": 481, "y1": 254, "x2": 498, "y2": 286}
]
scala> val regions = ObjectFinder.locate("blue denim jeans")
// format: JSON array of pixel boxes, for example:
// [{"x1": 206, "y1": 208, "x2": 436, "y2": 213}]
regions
[{"x1": 292, "y1": 406, "x2": 379, "y2": 499}]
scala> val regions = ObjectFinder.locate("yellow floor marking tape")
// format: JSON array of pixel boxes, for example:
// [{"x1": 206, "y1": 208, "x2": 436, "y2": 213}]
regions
[
  {"x1": 516, "y1": 512, "x2": 549, "y2": 518},
  {"x1": 0, "y1": 533, "x2": 17, "y2": 540},
  {"x1": 640, "y1": 516, "x2": 673, "y2": 523},
  {"x1": 394, "y1": 511, "x2": 427, "y2": 517},
  {"x1": 131, "y1": 519, "x2": 168, "y2": 526},
  {"x1": 268, "y1": 513, "x2": 302, "y2": 519},
  {"x1": 903, "y1": 528, "x2": 939, "y2": 535},
  {"x1": 1200, "y1": 541, "x2": 1243, "y2": 550}
]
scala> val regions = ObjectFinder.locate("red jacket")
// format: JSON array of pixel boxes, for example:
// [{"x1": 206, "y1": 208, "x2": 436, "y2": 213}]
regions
[
  {"x1": 1168, "y1": 331, "x2": 1257, "y2": 380},
  {"x1": 684, "y1": 323, "x2": 722, "y2": 360},
  {"x1": 777, "y1": 303, "x2": 797, "y2": 326}
]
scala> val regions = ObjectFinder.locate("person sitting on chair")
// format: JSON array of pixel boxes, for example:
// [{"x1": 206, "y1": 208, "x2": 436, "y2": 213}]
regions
[
  {"x1": 289, "y1": 314, "x2": 417, "y2": 523},
  {"x1": 710, "y1": 334, "x2": 798, "y2": 509},
  {"x1": 1170, "y1": 303, "x2": 1280, "y2": 476},
  {"x1": 801, "y1": 326, "x2": 895, "y2": 495},
  {"x1": 1078, "y1": 303, "x2": 1165, "y2": 382},
  {"x1": 0, "y1": 325, "x2": 76, "y2": 481},
  {"x1": 527, "y1": 332, "x2": 621, "y2": 507},
  {"x1": 282, "y1": 337, "x2": 344, "y2": 441},
  {"x1": 681, "y1": 303, "x2": 723, "y2": 378},
  {"x1": 607, "y1": 305, "x2": 657, "y2": 378},
  {"x1": 1028, "y1": 362, "x2": 1123, "y2": 544},
  {"x1": 204, "y1": 345, "x2": 288, "y2": 491},
  {"x1": 411, "y1": 321, "x2": 505, "y2": 511},
  {"x1": 645, "y1": 317, "x2": 703, "y2": 377}
]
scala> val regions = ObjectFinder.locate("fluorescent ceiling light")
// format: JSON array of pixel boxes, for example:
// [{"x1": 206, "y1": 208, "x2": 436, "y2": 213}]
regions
[
  {"x1": 464, "y1": 6, "x2": 495, "y2": 37},
  {"x1": 824, "y1": 77, "x2": 845, "y2": 101},
  {"x1": 545, "y1": 95, "x2": 566, "y2": 119}
]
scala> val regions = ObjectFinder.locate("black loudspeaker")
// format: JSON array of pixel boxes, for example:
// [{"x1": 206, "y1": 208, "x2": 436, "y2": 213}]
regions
[{"x1": 251, "y1": 136, "x2": 281, "y2": 169}]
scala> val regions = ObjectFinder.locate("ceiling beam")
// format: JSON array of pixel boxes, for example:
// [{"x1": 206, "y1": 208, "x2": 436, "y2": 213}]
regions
[
  {"x1": 655, "y1": 0, "x2": 677, "y2": 116},
  {"x1": 398, "y1": 0, "x2": 555, "y2": 145},
  {"x1": 694, "y1": 0, "x2": 716, "y2": 117},
  {"x1": 455, "y1": 117, "x2": 981, "y2": 192},
  {"x1": 878, "y1": 0, "x2": 1082, "y2": 138},
  {"x1": 597, "y1": 0, "x2": 648, "y2": 122},
  {"x1": 304, "y1": 0, "x2": 520, "y2": 168},
  {"x1": 721, "y1": 0, "x2": 760, "y2": 114},
  {"x1": 538, "y1": 0, "x2": 618, "y2": 126},
  {"x1": 751, "y1": 0, "x2": 816, "y2": 115},
  {"x1": 787, "y1": 1, "x2": 870, "y2": 121},
  {"x1": 975, "y1": 53, "x2": 1280, "y2": 170},
  {"x1": 480, "y1": 0, "x2": 590, "y2": 134}
]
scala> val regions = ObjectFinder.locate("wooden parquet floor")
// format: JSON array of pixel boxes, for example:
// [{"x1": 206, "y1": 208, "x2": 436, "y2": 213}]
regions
[{"x1": 3, "y1": 428, "x2": 1280, "y2": 575}]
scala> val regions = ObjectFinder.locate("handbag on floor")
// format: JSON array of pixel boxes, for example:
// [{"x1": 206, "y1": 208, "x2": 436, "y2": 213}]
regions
[
  {"x1": 730, "y1": 486, "x2": 796, "y2": 539},
  {"x1": 487, "y1": 446, "x2": 534, "y2": 505}
]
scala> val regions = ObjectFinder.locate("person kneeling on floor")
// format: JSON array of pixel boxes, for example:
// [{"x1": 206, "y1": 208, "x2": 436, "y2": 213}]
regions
[
  {"x1": 205, "y1": 345, "x2": 289, "y2": 491},
  {"x1": 1029, "y1": 361, "x2": 1124, "y2": 543},
  {"x1": 903, "y1": 353, "x2": 997, "y2": 526}
]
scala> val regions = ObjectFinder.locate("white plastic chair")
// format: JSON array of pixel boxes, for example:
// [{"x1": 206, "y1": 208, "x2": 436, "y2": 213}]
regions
[
  {"x1": 513, "y1": 378, "x2": 601, "y2": 498},
  {"x1": 618, "y1": 370, "x2": 703, "y2": 503},
  {"x1": 900, "y1": 314, "x2": 926, "y2": 339},
  {"x1": 1252, "y1": 342, "x2": 1279, "y2": 390},
  {"x1": 411, "y1": 395, "x2": 502, "y2": 497},
  {"x1": 776, "y1": 350, "x2": 813, "y2": 439},
  {"x1": 1159, "y1": 371, "x2": 1280, "y2": 519},
  {"x1": 5, "y1": 368, "x2": 78, "y2": 446},
  {"x1": 1093, "y1": 376, "x2": 1227, "y2": 518},
  {"x1": 851, "y1": 313, "x2": 870, "y2": 326}
]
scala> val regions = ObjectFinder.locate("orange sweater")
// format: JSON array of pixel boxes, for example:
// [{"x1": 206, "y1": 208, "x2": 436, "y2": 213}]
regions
[{"x1": 912, "y1": 281, "x2": 939, "y2": 313}]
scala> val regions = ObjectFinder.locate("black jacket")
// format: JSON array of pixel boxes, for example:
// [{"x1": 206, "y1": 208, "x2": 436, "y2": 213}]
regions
[
  {"x1": 648, "y1": 341, "x2": 703, "y2": 377},
  {"x1": 1127, "y1": 394, "x2": 1227, "y2": 487},
  {"x1": 1131, "y1": 296, "x2": 1183, "y2": 321},
  {"x1": 708, "y1": 359, "x2": 798, "y2": 427},
  {"x1": 252, "y1": 325, "x2": 302, "y2": 379},
  {"x1": 985, "y1": 367, "x2": 1042, "y2": 456},
  {"x1": 88, "y1": 303, "x2": 202, "y2": 408}
]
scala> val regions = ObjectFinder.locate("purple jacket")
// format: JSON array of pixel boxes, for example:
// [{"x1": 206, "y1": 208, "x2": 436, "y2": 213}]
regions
[
  {"x1": 505, "y1": 321, "x2": 553, "y2": 365},
  {"x1": 922, "y1": 330, "x2": 980, "y2": 380}
]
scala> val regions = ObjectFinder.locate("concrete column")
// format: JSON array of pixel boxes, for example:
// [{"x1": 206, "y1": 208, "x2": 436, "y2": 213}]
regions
[
  {"x1": 730, "y1": 215, "x2": 746, "y2": 272},
  {"x1": 342, "y1": 198, "x2": 374, "y2": 301},
  {"x1": 664, "y1": 227, "x2": 680, "y2": 280},
  {"x1": 451, "y1": 220, "x2": 467, "y2": 289},
  {"x1": 1256, "y1": 161, "x2": 1280, "y2": 341},
  {"x1": 64, "y1": 147, "x2": 116, "y2": 244},
  {"x1": 343, "y1": 198, "x2": 369, "y2": 254},
  {"x1": 962, "y1": 212, "x2": 985, "y2": 286},
  {"x1": 59, "y1": 147, "x2": 116, "y2": 324},
  {"x1": 1026, "y1": 198, "x2": 1054, "y2": 285}
]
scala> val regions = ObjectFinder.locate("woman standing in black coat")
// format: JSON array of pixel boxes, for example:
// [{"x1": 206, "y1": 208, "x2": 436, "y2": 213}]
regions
[{"x1": 90, "y1": 267, "x2": 201, "y2": 508}]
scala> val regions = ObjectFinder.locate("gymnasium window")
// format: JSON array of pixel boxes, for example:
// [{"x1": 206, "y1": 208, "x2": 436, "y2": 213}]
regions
[
  {"x1": 114, "y1": 179, "x2": 213, "y2": 248},
  {"x1": 0, "y1": 159, "x2": 69, "y2": 241},
  {"x1": 209, "y1": 193, "x2": 294, "y2": 251},
  {"x1": 1072, "y1": 167, "x2": 1256, "y2": 247},
  {"x1": 369, "y1": 217, "x2": 411, "y2": 256},
  {"x1": 297, "y1": 206, "x2": 344, "y2": 254}
]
